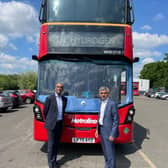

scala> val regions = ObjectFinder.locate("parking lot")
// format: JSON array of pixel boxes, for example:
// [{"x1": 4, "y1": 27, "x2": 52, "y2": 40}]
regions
[{"x1": 0, "y1": 96, "x2": 168, "y2": 168}]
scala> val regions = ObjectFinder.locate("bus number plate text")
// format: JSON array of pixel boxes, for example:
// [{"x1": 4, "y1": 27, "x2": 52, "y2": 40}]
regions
[{"x1": 72, "y1": 137, "x2": 95, "y2": 143}]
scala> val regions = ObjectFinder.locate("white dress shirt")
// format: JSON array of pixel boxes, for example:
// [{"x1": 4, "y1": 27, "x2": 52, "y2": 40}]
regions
[
  {"x1": 55, "y1": 93, "x2": 63, "y2": 121},
  {"x1": 99, "y1": 98, "x2": 108, "y2": 125}
]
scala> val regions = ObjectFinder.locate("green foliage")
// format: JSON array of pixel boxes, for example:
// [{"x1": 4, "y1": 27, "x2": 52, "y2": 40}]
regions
[
  {"x1": 163, "y1": 53, "x2": 168, "y2": 62},
  {"x1": 0, "y1": 75, "x2": 8, "y2": 90},
  {"x1": 0, "y1": 74, "x2": 19, "y2": 90},
  {"x1": 140, "y1": 60, "x2": 168, "y2": 89},
  {"x1": 0, "y1": 72, "x2": 37, "y2": 90},
  {"x1": 18, "y1": 72, "x2": 37, "y2": 90}
]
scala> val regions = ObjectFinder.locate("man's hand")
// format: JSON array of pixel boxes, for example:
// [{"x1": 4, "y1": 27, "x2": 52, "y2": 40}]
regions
[
  {"x1": 109, "y1": 135, "x2": 114, "y2": 142},
  {"x1": 95, "y1": 130, "x2": 98, "y2": 138}
]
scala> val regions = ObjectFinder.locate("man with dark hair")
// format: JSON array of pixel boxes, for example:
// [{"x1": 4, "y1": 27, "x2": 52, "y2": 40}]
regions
[
  {"x1": 44, "y1": 83, "x2": 67, "y2": 168},
  {"x1": 95, "y1": 86, "x2": 119, "y2": 168}
]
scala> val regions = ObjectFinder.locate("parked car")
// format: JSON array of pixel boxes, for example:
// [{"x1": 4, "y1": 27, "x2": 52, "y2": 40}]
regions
[
  {"x1": 154, "y1": 92, "x2": 166, "y2": 98},
  {"x1": 18, "y1": 89, "x2": 35, "y2": 104},
  {"x1": 144, "y1": 91, "x2": 155, "y2": 98},
  {"x1": 0, "y1": 91, "x2": 12, "y2": 111},
  {"x1": 4, "y1": 90, "x2": 22, "y2": 108},
  {"x1": 160, "y1": 93, "x2": 168, "y2": 100}
]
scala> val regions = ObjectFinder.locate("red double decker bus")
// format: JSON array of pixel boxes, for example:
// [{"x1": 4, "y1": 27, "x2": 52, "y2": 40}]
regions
[
  {"x1": 121, "y1": 82, "x2": 140, "y2": 96},
  {"x1": 133, "y1": 82, "x2": 140, "y2": 96},
  {"x1": 33, "y1": 0, "x2": 137, "y2": 144}
]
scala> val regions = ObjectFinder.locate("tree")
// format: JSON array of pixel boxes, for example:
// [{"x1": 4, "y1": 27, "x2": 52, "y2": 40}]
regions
[
  {"x1": 140, "y1": 60, "x2": 168, "y2": 89},
  {"x1": 18, "y1": 72, "x2": 37, "y2": 90},
  {"x1": 0, "y1": 72, "x2": 37, "y2": 90},
  {"x1": 0, "y1": 75, "x2": 8, "y2": 90},
  {"x1": 163, "y1": 53, "x2": 168, "y2": 62},
  {"x1": 7, "y1": 74, "x2": 19, "y2": 89}
]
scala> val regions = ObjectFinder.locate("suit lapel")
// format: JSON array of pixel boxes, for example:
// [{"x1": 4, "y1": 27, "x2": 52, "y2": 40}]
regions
[
  {"x1": 52, "y1": 94, "x2": 58, "y2": 112},
  {"x1": 98, "y1": 100, "x2": 102, "y2": 119},
  {"x1": 104, "y1": 99, "x2": 110, "y2": 118},
  {"x1": 98, "y1": 99, "x2": 109, "y2": 121}
]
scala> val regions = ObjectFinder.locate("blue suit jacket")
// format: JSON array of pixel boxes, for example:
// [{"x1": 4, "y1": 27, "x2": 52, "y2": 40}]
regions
[
  {"x1": 99, "y1": 99, "x2": 119, "y2": 138},
  {"x1": 44, "y1": 94, "x2": 67, "y2": 130}
]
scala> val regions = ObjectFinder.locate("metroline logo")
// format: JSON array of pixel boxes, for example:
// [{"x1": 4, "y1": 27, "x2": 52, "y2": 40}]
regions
[{"x1": 71, "y1": 118, "x2": 97, "y2": 124}]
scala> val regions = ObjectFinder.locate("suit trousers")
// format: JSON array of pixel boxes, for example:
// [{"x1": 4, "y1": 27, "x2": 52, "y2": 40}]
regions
[
  {"x1": 47, "y1": 120, "x2": 63, "y2": 168},
  {"x1": 100, "y1": 126, "x2": 116, "y2": 168}
]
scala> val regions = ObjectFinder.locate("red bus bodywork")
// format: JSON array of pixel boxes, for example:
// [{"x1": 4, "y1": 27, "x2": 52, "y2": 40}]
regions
[
  {"x1": 34, "y1": 100, "x2": 134, "y2": 143},
  {"x1": 38, "y1": 23, "x2": 133, "y2": 61}
]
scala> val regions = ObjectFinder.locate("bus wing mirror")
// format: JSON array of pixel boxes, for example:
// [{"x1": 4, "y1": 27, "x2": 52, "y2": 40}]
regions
[
  {"x1": 32, "y1": 55, "x2": 38, "y2": 61},
  {"x1": 127, "y1": 0, "x2": 135, "y2": 25},
  {"x1": 133, "y1": 57, "x2": 139, "y2": 63},
  {"x1": 39, "y1": 0, "x2": 46, "y2": 23}
]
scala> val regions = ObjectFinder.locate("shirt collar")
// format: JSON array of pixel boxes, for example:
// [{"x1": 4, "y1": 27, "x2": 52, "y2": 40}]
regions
[
  {"x1": 101, "y1": 98, "x2": 109, "y2": 103},
  {"x1": 55, "y1": 92, "x2": 61, "y2": 97}
]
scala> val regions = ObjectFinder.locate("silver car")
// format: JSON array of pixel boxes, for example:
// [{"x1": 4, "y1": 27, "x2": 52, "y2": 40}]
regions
[
  {"x1": 0, "y1": 91, "x2": 12, "y2": 111},
  {"x1": 160, "y1": 93, "x2": 168, "y2": 100}
]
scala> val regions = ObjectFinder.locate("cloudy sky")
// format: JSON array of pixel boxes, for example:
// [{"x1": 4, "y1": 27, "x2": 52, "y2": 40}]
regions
[{"x1": 0, "y1": 0, "x2": 168, "y2": 77}]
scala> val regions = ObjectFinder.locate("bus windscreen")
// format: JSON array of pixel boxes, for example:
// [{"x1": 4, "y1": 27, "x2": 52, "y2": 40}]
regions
[{"x1": 48, "y1": 0, "x2": 126, "y2": 23}]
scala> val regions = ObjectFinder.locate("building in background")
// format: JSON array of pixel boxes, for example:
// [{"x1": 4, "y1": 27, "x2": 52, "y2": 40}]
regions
[{"x1": 134, "y1": 78, "x2": 150, "y2": 93}]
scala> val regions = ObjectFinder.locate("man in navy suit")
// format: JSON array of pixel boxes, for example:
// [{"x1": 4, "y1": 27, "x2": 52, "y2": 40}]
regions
[
  {"x1": 44, "y1": 83, "x2": 67, "y2": 168},
  {"x1": 95, "y1": 86, "x2": 119, "y2": 168}
]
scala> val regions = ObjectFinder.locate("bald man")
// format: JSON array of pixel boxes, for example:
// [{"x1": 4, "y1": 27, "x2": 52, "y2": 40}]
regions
[{"x1": 44, "y1": 83, "x2": 67, "y2": 168}]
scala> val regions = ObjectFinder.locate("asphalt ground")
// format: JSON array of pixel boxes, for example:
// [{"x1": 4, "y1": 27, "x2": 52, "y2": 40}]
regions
[{"x1": 0, "y1": 96, "x2": 167, "y2": 168}]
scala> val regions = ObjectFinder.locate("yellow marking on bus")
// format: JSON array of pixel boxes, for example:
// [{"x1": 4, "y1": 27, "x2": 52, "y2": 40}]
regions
[{"x1": 43, "y1": 22, "x2": 130, "y2": 27}]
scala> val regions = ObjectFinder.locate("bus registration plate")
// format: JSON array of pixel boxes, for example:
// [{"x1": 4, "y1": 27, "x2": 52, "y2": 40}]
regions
[{"x1": 72, "y1": 137, "x2": 95, "y2": 143}]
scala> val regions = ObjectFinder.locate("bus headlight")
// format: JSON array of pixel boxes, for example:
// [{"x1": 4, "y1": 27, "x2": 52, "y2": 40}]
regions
[
  {"x1": 33, "y1": 105, "x2": 43, "y2": 122},
  {"x1": 34, "y1": 106, "x2": 40, "y2": 113},
  {"x1": 125, "y1": 107, "x2": 135, "y2": 123},
  {"x1": 128, "y1": 109, "x2": 135, "y2": 116}
]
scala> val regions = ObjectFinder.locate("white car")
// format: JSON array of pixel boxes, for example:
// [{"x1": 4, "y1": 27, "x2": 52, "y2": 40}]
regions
[
  {"x1": 0, "y1": 91, "x2": 12, "y2": 111},
  {"x1": 154, "y1": 92, "x2": 166, "y2": 98},
  {"x1": 160, "y1": 93, "x2": 168, "y2": 100}
]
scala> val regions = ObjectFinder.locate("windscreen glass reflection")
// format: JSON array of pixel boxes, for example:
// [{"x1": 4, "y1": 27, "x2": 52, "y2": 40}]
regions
[
  {"x1": 48, "y1": 0, "x2": 126, "y2": 23},
  {"x1": 39, "y1": 60, "x2": 128, "y2": 104}
]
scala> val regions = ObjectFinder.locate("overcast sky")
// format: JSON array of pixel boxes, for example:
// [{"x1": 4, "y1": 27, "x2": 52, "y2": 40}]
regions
[{"x1": 0, "y1": 0, "x2": 168, "y2": 77}]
